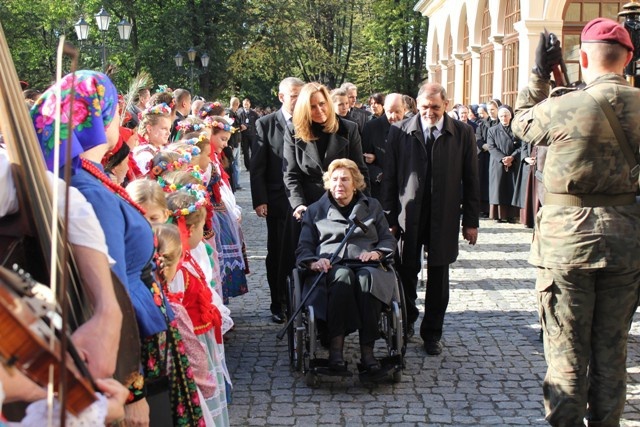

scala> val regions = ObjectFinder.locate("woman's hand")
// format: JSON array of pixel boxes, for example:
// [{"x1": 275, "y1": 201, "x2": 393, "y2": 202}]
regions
[
  {"x1": 525, "y1": 156, "x2": 536, "y2": 165},
  {"x1": 359, "y1": 251, "x2": 382, "y2": 262},
  {"x1": 363, "y1": 153, "x2": 376, "y2": 164},
  {"x1": 95, "y1": 378, "x2": 129, "y2": 424},
  {"x1": 124, "y1": 397, "x2": 150, "y2": 427},
  {"x1": 309, "y1": 258, "x2": 331, "y2": 273},
  {"x1": 502, "y1": 156, "x2": 513, "y2": 167},
  {"x1": 293, "y1": 205, "x2": 307, "y2": 221}
]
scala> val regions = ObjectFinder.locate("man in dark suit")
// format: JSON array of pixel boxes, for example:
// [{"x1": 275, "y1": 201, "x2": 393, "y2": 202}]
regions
[
  {"x1": 341, "y1": 82, "x2": 371, "y2": 134},
  {"x1": 250, "y1": 77, "x2": 305, "y2": 323},
  {"x1": 382, "y1": 82, "x2": 479, "y2": 356},
  {"x1": 362, "y1": 93, "x2": 406, "y2": 200},
  {"x1": 238, "y1": 98, "x2": 259, "y2": 171}
]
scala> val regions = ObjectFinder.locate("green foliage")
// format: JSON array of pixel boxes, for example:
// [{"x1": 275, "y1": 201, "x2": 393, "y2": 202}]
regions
[{"x1": 2, "y1": 0, "x2": 427, "y2": 106}]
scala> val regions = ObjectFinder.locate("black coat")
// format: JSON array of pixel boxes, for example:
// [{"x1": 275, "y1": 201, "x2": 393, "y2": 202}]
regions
[
  {"x1": 487, "y1": 124, "x2": 521, "y2": 205},
  {"x1": 283, "y1": 116, "x2": 370, "y2": 209},
  {"x1": 361, "y1": 114, "x2": 391, "y2": 200},
  {"x1": 382, "y1": 114, "x2": 479, "y2": 267},
  {"x1": 512, "y1": 142, "x2": 532, "y2": 208},
  {"x1": 346, "y1": 108, "x2": 371, "y2": 134},
  {"x1": 475, "y1": 118, "x2": 499, "y2": 203},
  {"x1": 250, "y1": 109, "x2": 290, "y2": 218},
  {"x1": 296, "y1": 192, "x2": 397, "y2": 317}
]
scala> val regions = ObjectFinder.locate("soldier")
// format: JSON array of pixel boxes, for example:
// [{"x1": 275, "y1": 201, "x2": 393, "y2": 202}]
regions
[{"x1": 512, "y1": 18, "x2": 640, "y2": 426}]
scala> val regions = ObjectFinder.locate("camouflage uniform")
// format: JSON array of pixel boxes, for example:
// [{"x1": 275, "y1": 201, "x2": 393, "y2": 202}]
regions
[{"x1": 512, "y1": 73, "x2": 640, "y2": 426}]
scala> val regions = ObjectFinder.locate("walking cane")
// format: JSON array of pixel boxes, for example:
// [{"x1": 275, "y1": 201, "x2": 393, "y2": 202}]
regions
[{"x1": 276, "y1": 213, "x2": 368, "y2": 340}]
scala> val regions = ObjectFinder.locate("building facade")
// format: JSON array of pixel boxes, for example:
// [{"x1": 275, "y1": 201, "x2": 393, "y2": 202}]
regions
[{"x1": 414, "y1": 0, "x2": 633, "y2": 107}]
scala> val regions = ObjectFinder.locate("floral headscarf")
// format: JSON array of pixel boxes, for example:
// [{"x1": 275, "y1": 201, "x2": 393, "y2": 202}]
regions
[{"x1": 30, "y1": 70, "x2": 118, "y2": 172}]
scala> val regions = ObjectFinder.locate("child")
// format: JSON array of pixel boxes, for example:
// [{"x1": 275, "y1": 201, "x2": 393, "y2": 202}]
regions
[
  {"x1": 153, "y1": 223, "x2": 218, "y2": 426},
  {"x1": 166, "y1": 189, "x2": 230, "y2": 426},
  {"x1": 206, "y1": 116, "x2": 249, "y2": 303},
  {"x1": 125, "y1": 179, "x2": 170, "y2": 225},
  {"x1": 133, "y1": 103, "x2": 172, "y2": 176}
]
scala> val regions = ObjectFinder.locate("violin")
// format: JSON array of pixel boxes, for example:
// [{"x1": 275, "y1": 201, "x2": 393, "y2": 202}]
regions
[{"x1": 0, "y1": 265, "x2": 96, "y2": 416}]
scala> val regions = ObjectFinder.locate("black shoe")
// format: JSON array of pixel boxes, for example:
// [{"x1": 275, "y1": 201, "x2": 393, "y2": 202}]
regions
[
  {"x1": 236, "y1": 186, "x2": 243, "y2": 190},
  {"x1": 424, "y1": 340, "x2": 443, "y2": 355},
  {"x1": 406, "y1": 322, "x2": 415, "y2": 339},
  {"x1": 271, "y1": 313, "x2": 285, "y2": 324}
]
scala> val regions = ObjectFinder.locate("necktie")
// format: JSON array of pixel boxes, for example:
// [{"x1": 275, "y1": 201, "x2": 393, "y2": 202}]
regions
[{"x1": 426, "y1": 126, "x2": 437, "y2": 150}]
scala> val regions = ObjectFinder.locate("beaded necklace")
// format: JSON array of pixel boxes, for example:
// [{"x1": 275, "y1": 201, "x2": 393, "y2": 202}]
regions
[{"x1": 81, "y1": 158, "x2": 147, "y2": 215}]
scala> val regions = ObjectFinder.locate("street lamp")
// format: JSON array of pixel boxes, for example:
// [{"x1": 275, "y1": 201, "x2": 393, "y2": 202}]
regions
[
  {"x1": 174, "y1": 47, "x2": 209, "y2": 95},
  {"x1": 74, "y1": 6, "x2": 132, "y2": 72}
]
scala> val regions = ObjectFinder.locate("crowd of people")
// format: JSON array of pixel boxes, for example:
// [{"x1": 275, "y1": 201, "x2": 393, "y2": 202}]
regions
[{"x1": 0, "y1": 15, "x2": 639, "y2": 427}]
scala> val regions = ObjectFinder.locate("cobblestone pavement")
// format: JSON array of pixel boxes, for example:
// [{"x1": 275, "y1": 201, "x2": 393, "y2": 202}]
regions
[{"x1": 224, "y1": 170, "x2": 640, "y2": 426}]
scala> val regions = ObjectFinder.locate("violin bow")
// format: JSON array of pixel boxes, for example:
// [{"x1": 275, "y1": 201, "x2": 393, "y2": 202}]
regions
[{"x1": 49, "y1": 35, "x2": 80, "y2": 427}]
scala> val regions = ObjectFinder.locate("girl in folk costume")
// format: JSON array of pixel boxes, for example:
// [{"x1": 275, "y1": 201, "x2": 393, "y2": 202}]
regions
[
  {"x1": 30, "y1": 70, "x2": 203, "y2": 426},
  {"x1": 153, "y1": 223, "x2": 220, "y2": 426},
  {"x1": 166, "y1": 188, "x2": 231, "y2": 426},
  {"x1": 162, "y1": 171, "x2": 233, "y2": 333},
  {"x1": 133, "y1": 103, "x2": 172, "y2": 176},
  {"x1": 204, "y1": 116, "x2": 249, "y2": 303},
  {"x1": 173, "y1": 117, "x2": 248, "y2": 303}
]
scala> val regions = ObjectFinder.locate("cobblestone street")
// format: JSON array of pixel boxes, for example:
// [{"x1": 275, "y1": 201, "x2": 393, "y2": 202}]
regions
[{"x1": 224, "y1": 171, "x2": 640, "y2": 426}]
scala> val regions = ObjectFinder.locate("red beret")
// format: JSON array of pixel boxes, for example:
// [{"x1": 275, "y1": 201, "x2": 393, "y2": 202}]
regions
[{"x1": 581, "y1": 17, "x2": 634, "y2": 52}]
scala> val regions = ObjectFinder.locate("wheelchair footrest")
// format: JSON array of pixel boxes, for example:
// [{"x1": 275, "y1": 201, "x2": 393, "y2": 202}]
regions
[
  {"x1": 309, "y1": 358, "x2": 353, "y2": 377},
  {"x1": 357, "y1": 355, "x2": 403, "y2": 383},
  {"x1": 380, "y1": 354, "x2": 403, "y2": 370}
]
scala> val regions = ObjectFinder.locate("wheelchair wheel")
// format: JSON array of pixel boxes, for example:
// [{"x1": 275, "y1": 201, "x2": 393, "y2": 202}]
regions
[
  {"x1": 286, "y1": 275, "x2": 295, "y2": 366},
  {"x1": 287, "y1": 270, "x2": 304, "y2": 372}
]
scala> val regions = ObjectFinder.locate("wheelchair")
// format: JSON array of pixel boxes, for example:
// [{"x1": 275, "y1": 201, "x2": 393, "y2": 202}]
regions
[{"x1": 285, "y1": 262, "x2": 407, "y2": 386}]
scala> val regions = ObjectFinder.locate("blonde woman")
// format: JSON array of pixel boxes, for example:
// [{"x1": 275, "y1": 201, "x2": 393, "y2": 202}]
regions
[{"x1": 283, "y1": 82, "x2": 370, "y2": 220}]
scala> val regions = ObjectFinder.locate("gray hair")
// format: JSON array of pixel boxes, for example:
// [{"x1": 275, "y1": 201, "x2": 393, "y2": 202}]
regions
[
  {"x1": 417, "y1": 82, "x2": 447, "y2": 101},
  {"x1": 279, "y1": 77, "x2": 305, "y2": 94}
]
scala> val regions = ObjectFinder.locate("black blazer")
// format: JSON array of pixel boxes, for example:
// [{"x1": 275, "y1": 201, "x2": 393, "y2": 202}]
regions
[
  {"x1": 249, "y1": 109, "x2": 290, "y2": 218},
  {"x1": 361, "y1": 114, "x2": 391, "y2": 198},
  {"x1": 283, "y1": 116, "x2": 370, "y2": 210}
]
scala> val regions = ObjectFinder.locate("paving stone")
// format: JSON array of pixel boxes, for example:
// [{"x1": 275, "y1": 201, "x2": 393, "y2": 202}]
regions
[{"x1": 225, "y1": 170, "x2": 640, "y2": 426}]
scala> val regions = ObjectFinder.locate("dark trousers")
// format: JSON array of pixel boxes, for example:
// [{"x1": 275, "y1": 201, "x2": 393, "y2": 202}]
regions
[
  {"x1": 241, "y1": 135, "x2": 254, "y2": 170},
  {"x1": 266, "y1": 214, "x2": 287, "y2": 315},
  {"x1": 397, "y1": 246, "x2": 450, "y2": 342},
  {"x1": 326, "y1": 266, "x2": 382, "y2": 345}
]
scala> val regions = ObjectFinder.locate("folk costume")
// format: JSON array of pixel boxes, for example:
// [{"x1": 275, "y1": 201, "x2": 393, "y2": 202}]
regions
[{"x1": 31, "y1": 71, "x2": 204, "y2": 426}]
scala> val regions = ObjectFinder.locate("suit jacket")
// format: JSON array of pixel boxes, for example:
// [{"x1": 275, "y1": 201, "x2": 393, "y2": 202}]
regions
[
  {"x1": 283, "y1": 116, "x2": 370, "y2": 209},
  {"x1": 250, "y1": 109, "x2": 290, "y2": 218},
  {"x1": 382, "y1": 113, "x2": 479, "y2": 266},
  {"x1": 238, "y1": 108, "x2": 259, "y2": 138},
  {"x1": 346, "y1": 108, "x2": 371, "y2": 134},
  {"x1": 361, "y1": 114, "x2": 391, "y2": 199}
]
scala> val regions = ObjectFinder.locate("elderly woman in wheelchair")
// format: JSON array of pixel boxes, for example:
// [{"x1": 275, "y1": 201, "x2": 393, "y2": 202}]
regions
[{"x1": 296, "y1": 158, "x2": 397, "y2": 377}]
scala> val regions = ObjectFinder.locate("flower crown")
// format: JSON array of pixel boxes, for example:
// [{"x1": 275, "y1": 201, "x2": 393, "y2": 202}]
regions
[
  {"x1": 168, "y1": 185, "x2": 209, "y2": 217},
  {"x1": 203, "y1": 117, "x2": 232, "y2": 132},
  {"x1": 176, "y1": 120, "x2": 205, "y2": 132},
  {"x1": 199, "y1": 102, "x2": 223, "y2": 118},
  {"x1": 156, "y1": 85, "x2": 173, "y2": 94},
  {"x1": 148, "y1": 148, "x2": 201, "y2": 178},
  {"x1": 143, "y1": 102, "x2": 172, "y2": 116},
  {"x1": 182, "y1": 132, "x2": 209, "y2": 147},
  {"x1": 156, "y1": 170, "x2": 204, "y2": 193}
]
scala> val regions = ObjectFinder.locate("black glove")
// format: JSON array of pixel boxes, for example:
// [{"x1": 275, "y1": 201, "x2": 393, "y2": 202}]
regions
[{"x1": 532, "y1": 31, "x2": 563, "y2": 79}]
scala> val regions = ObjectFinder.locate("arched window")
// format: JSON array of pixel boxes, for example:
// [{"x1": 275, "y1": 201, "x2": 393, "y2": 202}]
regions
[
  {"x1": 479, "y1": 2, "x2": 493, "y2": 102},
  {"x1": 502, "y1": 0, "x2": 520, "y2": 107},
  {"x1": 463, "y1": 22, "x2": 472, "y2": 105},
  {"x1": 562, "y1": 1, "x2": 629, "y2": 84}
]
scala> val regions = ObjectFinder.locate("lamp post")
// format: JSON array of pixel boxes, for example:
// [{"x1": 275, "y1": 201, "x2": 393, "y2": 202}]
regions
[
  {"x1": 174, "y1": 48, "x2": 209, "y2": 95},
  {"x1": 74, "y1": 6, "x2": 132, "y2": 72}
]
